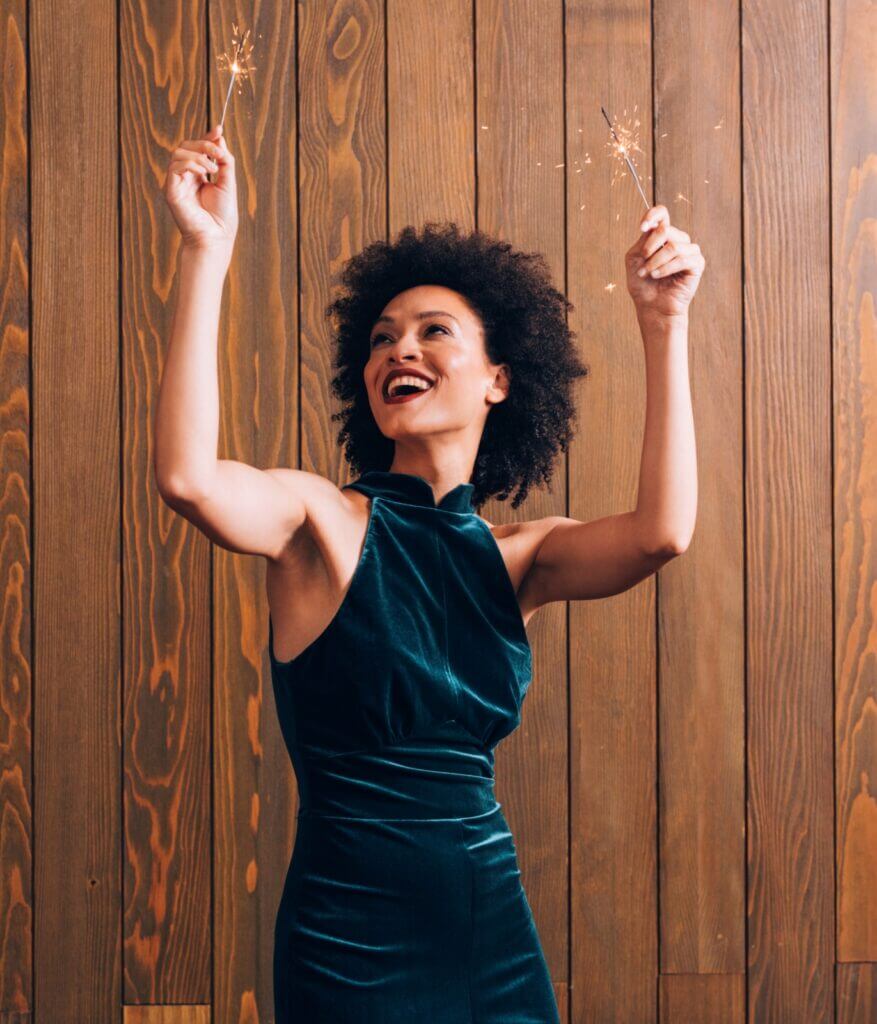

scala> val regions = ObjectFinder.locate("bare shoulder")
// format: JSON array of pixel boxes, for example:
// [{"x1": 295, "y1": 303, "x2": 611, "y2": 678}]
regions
[{"x1": 476, "y1": 514, "x2": 563, "y2": 626}]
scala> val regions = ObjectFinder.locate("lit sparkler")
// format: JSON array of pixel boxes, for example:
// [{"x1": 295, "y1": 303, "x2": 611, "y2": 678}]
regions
[
  {"x1": 216, "y1": 23, "x2": 256, "y2": 132},
  {"x1": 600, "y1": 105, "x2": 650, "y2": 210}
]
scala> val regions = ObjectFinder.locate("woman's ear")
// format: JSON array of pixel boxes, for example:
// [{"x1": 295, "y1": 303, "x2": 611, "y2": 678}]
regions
[{"x1": 487, "y1": 364, "x2": 511, "y2": 405}]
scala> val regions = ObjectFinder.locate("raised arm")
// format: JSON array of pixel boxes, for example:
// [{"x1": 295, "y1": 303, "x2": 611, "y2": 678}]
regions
[
  {"x1": 154, "y1": 124, "x2": 315, "y2": 562},
  {"x1": 520, "y1": 205, "x2": 703, "y2": 608}
]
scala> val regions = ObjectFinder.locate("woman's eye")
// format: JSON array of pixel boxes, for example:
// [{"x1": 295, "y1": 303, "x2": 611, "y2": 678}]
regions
[{"x1": 370, "y1": 324, "x2": 448, "y2": 346}]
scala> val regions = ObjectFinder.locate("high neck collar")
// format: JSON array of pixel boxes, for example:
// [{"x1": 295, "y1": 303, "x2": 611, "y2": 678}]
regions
[{"x1": 351, "y1": 470, "x2": 476, "y2": 514}]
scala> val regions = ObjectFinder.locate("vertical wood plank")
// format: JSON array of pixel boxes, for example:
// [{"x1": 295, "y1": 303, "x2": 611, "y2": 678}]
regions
[
  {"x1": 659, "y1": 972, "x2": 745, "y2": 1023},
  {"x1": 475, "y1": 0, "x2": 569, "y2": 1013},
  {"x1": 837, "y1": 962, "x2": 877, "y2": 1023},
  {"x1": 120, "y1": 0, "x2": 212, "y2": 1003},
  {"x1": 388, "y1": 0, "x2": 473, "y2": 230},
  {"x1": 209, "y1": 4, "x2": 299, "y2": 1021},
  {"x1": 653, "y1": 0, "x2": 746, "y2": 981},
  {"x1": 299, "y1": 0, "x2": 386, "y2": 483},
  {"x1": 742, "y1": 0, "x2": 834, "y2": 1019},
  {"x1": 0, "y1": 0, "x2": 31, "y2": 1013},
  {"x1": 833, "y1": 0, "x2": 877, "y2": 966},
  {"x1": 31, "y1": 0, "x2": 121, "y2": 1018},
  {"x1": 565, "y1": 0, "x2": 657, "y2": 1019}
]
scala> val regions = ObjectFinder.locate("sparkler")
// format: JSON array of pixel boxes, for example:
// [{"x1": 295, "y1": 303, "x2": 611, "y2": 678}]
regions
[
  {"x1": 216, "y1": 23, "x2": 256, "y2": 132},
  {"x1": 600, "y1": 106, "x2": 650, "y2": 210}
]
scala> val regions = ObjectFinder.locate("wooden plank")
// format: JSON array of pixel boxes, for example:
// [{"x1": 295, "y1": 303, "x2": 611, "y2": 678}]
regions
[
  {"x1": 742, "y1": 0, "x2": 834, "y2": 1018},
  {"x1": 208, "y1": 3, "x2": 300, "y2": 1021},
  {"x1": 832, "y1": 0, "x2": 877, "y2": 967},
  {"x1": 837, "y1": 962, "x2": 877, "y2": 1023},
  {"x1": 120, "y1": 0, "x2": 212, "y2": 1003},
  {"x1": 565, "y1": 0, "x2": 657, "y2": 1019},
  {"x1": 475, "y1": 0, "x2": 570, "y2": 1006},
  {"x1": 388, "y1": 0, "x2": 472, "y2": 229},
  {"x1": 653, "y1": 0, "x2": 746, "y2": 978},
  {"x1": 124, "y1": 1005, "x2": 210, "y2": 1023},
  {"x1": 0, "y1": 0, "x2": 30, "y2": 1015},
  {"x1": 660, "y1": 972, "x2": 745, "y2": 1023},
  {"x1": 31, "y1": 0, "x2": 121, "y2": 1018}
]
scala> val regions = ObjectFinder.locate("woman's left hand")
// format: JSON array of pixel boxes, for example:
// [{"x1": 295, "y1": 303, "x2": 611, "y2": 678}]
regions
[{"x1": 625, "y1": 204, "x2": 705, "y2": 322}]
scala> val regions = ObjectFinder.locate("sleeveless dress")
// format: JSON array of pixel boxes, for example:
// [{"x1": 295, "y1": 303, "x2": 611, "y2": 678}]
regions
[{"x1": 268, "y1": 469, "x2": 560, "y2": 1023}]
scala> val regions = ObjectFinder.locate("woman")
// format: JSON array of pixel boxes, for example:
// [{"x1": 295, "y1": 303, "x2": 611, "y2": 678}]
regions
[{"x1": 158, "y1": 124, "x2": 704, "y2": 1022}]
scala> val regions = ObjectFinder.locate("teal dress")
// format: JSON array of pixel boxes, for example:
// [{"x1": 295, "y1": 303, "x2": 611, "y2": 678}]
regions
[{"x1": 269, "y1": 469, "x2": 559, "y2": 1022}]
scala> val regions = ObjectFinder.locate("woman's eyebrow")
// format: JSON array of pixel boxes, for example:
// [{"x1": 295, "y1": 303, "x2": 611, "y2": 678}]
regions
[{"x1": 372, "y1": 310, "x2": 460, "y2": 328}]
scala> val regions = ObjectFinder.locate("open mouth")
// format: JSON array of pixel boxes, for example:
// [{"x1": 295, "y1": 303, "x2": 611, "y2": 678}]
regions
[{"x1": 382, "y1": 376, "x2": 436, "y2": 404}]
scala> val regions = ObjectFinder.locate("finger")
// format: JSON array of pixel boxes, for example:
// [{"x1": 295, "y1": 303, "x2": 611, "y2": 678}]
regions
[
  {"x1": 645, "y1": 254, "x2": 693, "y2": 279},
  {"x1": 174, "y1": 148, "x2": 219, "y2": 174},
  {"x1": 176, "y1": 140, "x2": 224, "y2": 161},
  {"x1": 170, "y1": 158, "x2": 210, "y2": 183},
  {"x1": 641, "y1": 224, "x2": 688, "y2": 259},
  {"x1": 209, "y1": 139, "x2": 234, "y2": 186},
  {"x1": 639, "y1": 204, "x2": 669, "y2": 233},
  {"x1": 638, "y1": 241, "x2": 693, "y2": 277}
]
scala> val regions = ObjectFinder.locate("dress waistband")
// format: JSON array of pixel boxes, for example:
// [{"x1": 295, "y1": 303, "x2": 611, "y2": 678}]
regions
[{"x1": 293, "y1": 739, "x2": 499, "y2": 820}]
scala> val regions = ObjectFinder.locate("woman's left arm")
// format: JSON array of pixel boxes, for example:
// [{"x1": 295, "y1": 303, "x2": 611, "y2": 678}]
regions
[{"x1": 520, "y1": 205, "x2": 705, "y2": 605}]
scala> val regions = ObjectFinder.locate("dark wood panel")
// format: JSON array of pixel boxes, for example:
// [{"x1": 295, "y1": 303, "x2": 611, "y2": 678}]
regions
[
  {"x1": 566, "y1": 0, "x2": 658, "y2": 1018},
  {"x1": 832, "y1": 0, "x2": 877, "y2": 966},
  {"x1": 837, "y1": 962, "x2": 877, "y2": 1023},
  {"x1": 742, "y1": 0, "x2": 835, "y2": 1019},
  {"x1": 476, "y1": 0, "x2": 570, "y2": 1001},
  {"x1": 653, "y1": 0, "x2": 746, "y2": 977},
  {"x1": 208, "y1": 3, "x2": 300, "y2": 1021},
  {"x1": 120, "y1": 0, "x2": 211, "y2": 1003},
  {"x1": 31, "y1": 0, "x2": 121, "y2": 1018},
  {"x1": 0, "y1": 0, "x2": 30, "y2": 1014},
  {"x1": 660, "y1": 972, "x2": 745, "y2": 1022}
]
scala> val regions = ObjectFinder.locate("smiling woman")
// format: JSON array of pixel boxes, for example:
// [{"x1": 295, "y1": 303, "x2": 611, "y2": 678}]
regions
[{"x1": 326, "y1": 220, "x2": 590, "y2": 511}]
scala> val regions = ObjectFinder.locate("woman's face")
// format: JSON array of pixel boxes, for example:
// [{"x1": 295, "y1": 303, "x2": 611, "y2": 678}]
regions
[{"x1": 364, "y1": 284, "x2": 510, "y2": 443}]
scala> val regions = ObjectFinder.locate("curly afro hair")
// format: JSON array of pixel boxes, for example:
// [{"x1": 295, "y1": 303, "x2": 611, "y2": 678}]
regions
[{"x1": 326, "y1": 221, "x2": 589, "y2": 511}]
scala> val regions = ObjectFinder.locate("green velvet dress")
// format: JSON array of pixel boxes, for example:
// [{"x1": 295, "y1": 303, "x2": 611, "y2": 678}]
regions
[{"x1": 269, "y1": 469, "x2": 559, "y2": 1022}]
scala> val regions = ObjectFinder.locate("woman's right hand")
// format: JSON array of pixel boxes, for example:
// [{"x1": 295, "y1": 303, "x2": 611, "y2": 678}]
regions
[{"x1": 163, "y1": 124, "x2": 238, "y2": 252}]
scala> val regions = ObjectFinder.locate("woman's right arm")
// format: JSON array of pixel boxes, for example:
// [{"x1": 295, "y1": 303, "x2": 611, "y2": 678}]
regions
[{"x1": 154, "y1": 125, "x2": 320, "y2": 562}]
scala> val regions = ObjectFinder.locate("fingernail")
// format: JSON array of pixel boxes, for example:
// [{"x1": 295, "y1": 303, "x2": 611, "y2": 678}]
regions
[{"x1": 637, "y1": 267, "x2": 646, "y2": 277}]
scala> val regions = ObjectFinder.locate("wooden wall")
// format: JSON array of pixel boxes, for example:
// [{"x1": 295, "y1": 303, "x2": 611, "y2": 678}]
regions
[{"x1": 1, "y1": 0, "x2": 873, "y2": 1020}]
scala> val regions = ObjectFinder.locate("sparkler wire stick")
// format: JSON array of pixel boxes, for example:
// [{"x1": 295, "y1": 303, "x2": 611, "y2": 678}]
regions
[
  {"x1": 208, "y1": 25, "x2": 256, "y2": 182},
  {"x1": 600, "y1": 105, "x2": 650, "y2": 211},
  {"x1": 215, "y1": 24, "x2": 256, "y2": 132},
  {"x1": 219, "y1": 34, "x2": 244, "y2": 131}
]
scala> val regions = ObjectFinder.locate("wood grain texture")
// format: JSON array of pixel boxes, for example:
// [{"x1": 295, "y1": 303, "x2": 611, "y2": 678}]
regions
[
  {"x1": 654, "y1": 0, "x2": 746, "y2": 979},
  {"x1": 209, "y1": 3, "x2": 300, "y2": 1021},
  {"x1": 475, "y1": 0, "x2": 570, "y2": 1005},
  {"x1": 9, "y1": 0, "x2": 874, "y2": 1019},
  {"x1": 837, "y1": 962, "x2": 877, "y2": 1023},
  {"x1": 0, "y1": 0, "x2": 31, "y2": 1014},
  {"x1": 30, "y1": 0, "x2": 121, "y2": 1020},
  {"x1": 120, "y1": 0, "x2": 211, "y2": 1003},
  {"x1": 659, "y1": 971, "x2": 745, "y2": 1023},
  {"x1": 124, "y1": 1006, "x2": 210, "y2": 1024},
  {"x1": 566, "y1": 0, "x2": 658, "y2": 1018},
  {"x1": 832, "y1": 0, "x2": 877, "y2": 967},
  {"x1": 743, "y1": 0, "x2": 835, "y2": 1020}
]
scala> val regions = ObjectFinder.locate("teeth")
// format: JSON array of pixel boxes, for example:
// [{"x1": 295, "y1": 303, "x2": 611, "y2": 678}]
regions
[{"x1": 387, "y1": 375, "x2": 434, "y2": 397}]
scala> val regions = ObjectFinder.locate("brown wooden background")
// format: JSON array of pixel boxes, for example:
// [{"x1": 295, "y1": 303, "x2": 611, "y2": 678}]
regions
[{"x1": 1, "y1": 0, "x2": 874, "y2": 1020}]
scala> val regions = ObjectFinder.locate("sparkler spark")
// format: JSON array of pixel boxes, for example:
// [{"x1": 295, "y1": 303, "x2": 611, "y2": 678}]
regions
[
  {"x1": 600, "y1": 105, "x2": 650, "y2": 210},
  {"x1": 216, "y1": 23, "x2": 256, "y2": 130}
]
